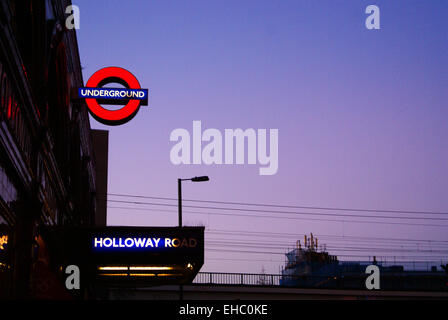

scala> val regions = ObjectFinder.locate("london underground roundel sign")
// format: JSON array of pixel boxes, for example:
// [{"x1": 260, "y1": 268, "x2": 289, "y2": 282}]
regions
[{"x1": 78, "y1": 67, "x2": 149, "y2": 126}]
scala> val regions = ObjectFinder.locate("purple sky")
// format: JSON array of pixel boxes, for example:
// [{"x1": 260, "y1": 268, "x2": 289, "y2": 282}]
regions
[{"x1": 74, "y1": 0, "x2": 448, "y2": 274}]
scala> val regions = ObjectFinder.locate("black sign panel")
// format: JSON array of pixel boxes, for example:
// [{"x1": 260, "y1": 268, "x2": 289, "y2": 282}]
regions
[{"x1": 42, "y1": 226, "x2": 204, "y2": 286}]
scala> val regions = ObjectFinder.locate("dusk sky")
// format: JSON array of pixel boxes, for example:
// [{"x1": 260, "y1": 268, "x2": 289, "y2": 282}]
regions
[{"x1": 74, "y1": 0, "x2": 448, "y2": 274}]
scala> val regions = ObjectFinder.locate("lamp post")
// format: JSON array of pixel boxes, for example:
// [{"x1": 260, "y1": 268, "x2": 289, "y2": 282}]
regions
[
  {"x1": 177, "y1": 176, "x2": 209, "y2": 301},
  {"x1": 178, "y1": 176, "x2": 209, "y2": 227}
]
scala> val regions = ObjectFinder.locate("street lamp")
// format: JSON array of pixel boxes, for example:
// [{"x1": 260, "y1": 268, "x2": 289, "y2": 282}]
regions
[
  {"x1": 177, "y1": 176, "x2": 209, "y2": 301},
  {"x1": 178, "y1": 176, "x2": 209, "y2": 227}
]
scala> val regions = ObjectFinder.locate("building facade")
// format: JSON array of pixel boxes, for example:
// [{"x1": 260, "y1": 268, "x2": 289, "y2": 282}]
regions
[
  {"x1": 0, "y1": 0, "x2": 99, "y2": 298},
  {"x1": 91, "y1": 129, "x2": 108, "y2": 227},
  {"x1": 280, "y1": 234, "x2": 448, "y2": 291}
]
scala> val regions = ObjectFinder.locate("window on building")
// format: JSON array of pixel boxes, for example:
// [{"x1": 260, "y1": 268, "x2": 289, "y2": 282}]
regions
[{"x1": 0, "y1": 165, "x2": 18, "y2": 209}]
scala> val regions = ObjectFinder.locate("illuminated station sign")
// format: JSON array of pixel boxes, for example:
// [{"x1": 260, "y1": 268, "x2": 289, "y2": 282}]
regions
[
  {"x1": 43, "y1": 226, "x2": 204, "y2": 286},
  {"x1": 93, "y1": 236, "x2": 198, "y2": 250},
  {"x1": 78, "y1": 67, "x2": 149, "y2": 126}
]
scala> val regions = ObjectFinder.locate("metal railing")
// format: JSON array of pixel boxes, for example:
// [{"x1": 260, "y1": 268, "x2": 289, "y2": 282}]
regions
[
  {"x1": 193, "y1": 272, "x2": 282, "y2": 286},
  {"x1": 193, "y1": 271, "x2": 448, "y2": 291}
]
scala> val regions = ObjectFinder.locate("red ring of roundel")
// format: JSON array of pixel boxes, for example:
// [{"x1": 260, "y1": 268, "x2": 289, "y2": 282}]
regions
[{"x1": 85, "y1": 67, "x2": 142, "y2": 124}]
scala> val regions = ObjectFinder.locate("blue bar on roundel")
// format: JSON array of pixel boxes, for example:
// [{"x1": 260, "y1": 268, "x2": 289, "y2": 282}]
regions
[{"x1": 78, "y1": 87, "x2": 148, "y2": 101}]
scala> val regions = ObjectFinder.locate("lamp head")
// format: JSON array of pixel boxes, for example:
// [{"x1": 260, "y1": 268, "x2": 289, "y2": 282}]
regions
[{"x1": 191, "y1": 176, "x2": 209, "y2": 182}]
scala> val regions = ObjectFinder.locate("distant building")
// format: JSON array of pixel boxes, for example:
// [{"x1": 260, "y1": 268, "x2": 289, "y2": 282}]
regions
[
  {"x1": 0, "y1": 0, "x2": 106, "y2": 298},
  {"x1": 280, "y1": 234, "x2": 448, "y2": 291}
]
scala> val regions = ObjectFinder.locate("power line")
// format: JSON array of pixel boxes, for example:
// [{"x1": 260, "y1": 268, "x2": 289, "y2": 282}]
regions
[
  {"x1": 206, "y1": 229, "x2": 448, "y2": 244},
  {"x1": 203, "y1": 257, "x2": 443, "y2": 266},
  {"x1": 205, "y1": 235, "x2": 448, "y2": 251},
  {"x1": 206, "y1": 257, "x2": 285, "y2": 263},
  {"x1": 107, "y1": 205, "x2": 448, "y2": 256},
  {"x1": 106, "y1": 205, "x2": 448, "y2": 260},
  {"x1": 205, "y1": 241, "x2": 448, "y2": 254},
  {"x1": 205, "y1": 239, "x2": 448, "y2": 251},
  {"x1": 110, "y1": 208, "x2": 448, "y2": 244},
  {"x1": 107, "y1": 205, "x2": 448, "y2": 228},
  {"x1": 204, "y1": 248, "x2": 448, "y2": 259},
  {"x1": 205, "y1": 237, "x2": 448, "y2": 250},
  {"x1": 205, "y1": 237, "x2": 448, "y2": 252},
  {"x1": 206, "y1": 241, "x2": 448, "y2": 254},
  {"x1": 105, "y1": 199, "x2": 448, "y2": 221},
  {"x1": 106, "y1": 193, "x2": 448, "y2": 216}
]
